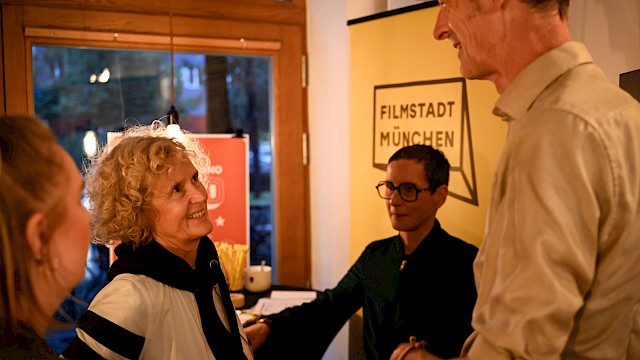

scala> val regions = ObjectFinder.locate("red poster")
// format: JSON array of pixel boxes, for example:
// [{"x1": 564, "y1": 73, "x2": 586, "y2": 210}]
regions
[{"x1": 192, "y1": 134, "x2": 249, "y2": 246}]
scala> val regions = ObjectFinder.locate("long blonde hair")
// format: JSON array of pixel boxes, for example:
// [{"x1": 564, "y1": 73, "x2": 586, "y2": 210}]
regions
[{"x1": 0, "y1": 115, "x2": 66, "y2": 328}]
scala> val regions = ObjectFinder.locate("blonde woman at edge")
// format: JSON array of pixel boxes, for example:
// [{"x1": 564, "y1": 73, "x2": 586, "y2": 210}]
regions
[
  {"x1": 63, "y1": 121, "x2": 253, "y2": 360},
  {"x1": 0, "y1": 115, "x2": 92, "y2": 358}
]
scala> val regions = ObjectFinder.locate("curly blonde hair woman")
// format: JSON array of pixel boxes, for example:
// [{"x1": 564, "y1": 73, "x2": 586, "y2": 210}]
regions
[
  {"x1": 84, "y1": 120, "x2": 210, "y2": 247},
  {"x1": 0, "y1": 115, "x2": 91, "y2": 358},
  {"x1": 64, "y1": 121, "x2": 253, "y2": 360}
]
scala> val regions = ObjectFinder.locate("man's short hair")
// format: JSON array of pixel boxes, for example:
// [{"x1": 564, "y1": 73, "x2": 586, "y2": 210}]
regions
[
  {"x1": 389, "y1": 145, "x2": 450, "y2": 193},
  {"x1": 521, "y1": 0, "x2": 570, "y2": 19}
]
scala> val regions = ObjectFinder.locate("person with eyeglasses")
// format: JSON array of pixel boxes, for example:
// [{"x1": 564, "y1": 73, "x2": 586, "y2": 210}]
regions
[{"x1": 244, "y1": 144, "x2": 477, "y2": 359}]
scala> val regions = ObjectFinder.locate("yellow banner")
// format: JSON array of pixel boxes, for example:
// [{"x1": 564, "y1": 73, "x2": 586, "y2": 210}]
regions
[{"x1": 349, "y1": 5, "x2": 505, "y2": 258}]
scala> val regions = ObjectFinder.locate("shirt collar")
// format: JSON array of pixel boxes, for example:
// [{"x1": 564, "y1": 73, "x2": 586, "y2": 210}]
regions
[
  {"x1": 493, "y1": 41, "x2": 594, "y2": 122},
  {"x1": 395, "y1": 219, "x2": 444, "y2": 257}
]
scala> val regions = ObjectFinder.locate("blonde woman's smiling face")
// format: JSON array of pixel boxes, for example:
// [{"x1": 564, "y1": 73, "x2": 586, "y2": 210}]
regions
[{"x1": 150, "y1": 156, "x2": 213, "y2": 246}]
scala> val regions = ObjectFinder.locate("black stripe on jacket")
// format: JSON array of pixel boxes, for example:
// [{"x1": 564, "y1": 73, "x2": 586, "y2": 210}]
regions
[{"x1": 63, "y1": 310, "x2": 145, "y2": 359}]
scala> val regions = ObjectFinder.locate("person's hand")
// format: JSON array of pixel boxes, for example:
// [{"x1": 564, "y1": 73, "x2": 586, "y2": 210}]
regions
[
  {"x1": 390, "y1": 342, "x2": 441, "y2": 360},
  {"x1": 244, "y1": 322, "x2": 270, "y2": 350}
]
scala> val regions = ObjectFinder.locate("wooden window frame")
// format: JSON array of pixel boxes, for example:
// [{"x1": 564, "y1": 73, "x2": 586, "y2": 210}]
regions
[{"x1": 0, "y1": 0, "x2": 310, "y2": 287}]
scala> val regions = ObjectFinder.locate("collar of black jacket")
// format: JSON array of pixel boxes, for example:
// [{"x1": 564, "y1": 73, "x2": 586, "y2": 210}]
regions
[
  {"x1": 108, "y1": 237, "x2": 223, "y2": 292},
  {"x1": 394, "y1": 218, "x2": 445, "y2": 257}
]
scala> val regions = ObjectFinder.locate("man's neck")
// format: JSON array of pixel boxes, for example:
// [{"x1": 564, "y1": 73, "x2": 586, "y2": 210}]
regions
[
  {"x1": 400, "y1": 219, "x2": 435, "y2": 255},
  {"x1": 491, "y1": 2, "x2": 572, "y2": 93}
]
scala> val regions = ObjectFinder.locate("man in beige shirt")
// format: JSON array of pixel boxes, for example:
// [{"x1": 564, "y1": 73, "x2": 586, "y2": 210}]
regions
[{"x1": 392, "y1": 1, "x2": 640, "y2": 359}]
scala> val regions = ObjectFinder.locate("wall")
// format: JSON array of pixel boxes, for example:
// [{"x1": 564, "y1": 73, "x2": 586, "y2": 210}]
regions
[
  {"x1": 306, "y1": 1, "x2": 640, "y2": 360},
  {"x1": 569, "y1": 0, "x2": 640, "y2": 85},
  {"x1": 307, "y1": 1, "x2": 351, "y2": 359}
]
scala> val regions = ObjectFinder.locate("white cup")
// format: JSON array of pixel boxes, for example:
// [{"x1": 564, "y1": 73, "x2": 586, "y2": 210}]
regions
[{"x1": 243, "y1": 265, "x2": 272, "y2": 293}]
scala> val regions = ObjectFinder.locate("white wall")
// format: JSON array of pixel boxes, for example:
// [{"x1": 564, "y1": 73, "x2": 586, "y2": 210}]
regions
[
  {"x1": 346, "y1": 0, "x2": 387, "y2": 18},
  {"x1": 306, "y1": 1, "x2": 351, "y2": 359},
  {"x1": 305, "y1": 1, "x2": 640, "y2": 359},
  {"x1": 568, "y1": 0, "x2": 640, "y2": 85}
]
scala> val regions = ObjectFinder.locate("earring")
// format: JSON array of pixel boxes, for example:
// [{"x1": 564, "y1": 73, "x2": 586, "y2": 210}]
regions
[{"x1": 36, "y1": 257, "x2": 60, "y2": 273}]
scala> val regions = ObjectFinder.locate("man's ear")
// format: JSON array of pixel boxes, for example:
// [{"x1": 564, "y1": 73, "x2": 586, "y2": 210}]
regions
[
  {"x1": 434, "y1": 185, "x2": 449, "y2": 209},
  {"x1": 25, "y1": 212, "x2": 46, "y2": 261}
]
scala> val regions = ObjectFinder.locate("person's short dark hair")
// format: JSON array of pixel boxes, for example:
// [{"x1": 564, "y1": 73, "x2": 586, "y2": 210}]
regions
[{"x1": 388, "y1": 145, "x2": 450, "y2": 193}]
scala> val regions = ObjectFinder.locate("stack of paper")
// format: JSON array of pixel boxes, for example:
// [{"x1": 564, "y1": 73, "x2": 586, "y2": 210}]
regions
[{"x1": 252, "y1": 290, "x2": 317, "y2": 316}]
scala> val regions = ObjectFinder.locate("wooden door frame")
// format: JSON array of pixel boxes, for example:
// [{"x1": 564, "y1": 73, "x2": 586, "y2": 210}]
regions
[{"x1": 0, "y1": 0, "x2": 310, "y2": 287}]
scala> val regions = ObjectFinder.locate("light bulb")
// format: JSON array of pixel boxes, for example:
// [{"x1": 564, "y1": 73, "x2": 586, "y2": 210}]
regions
[
  {"x1": 166, "y1": 123, "x2": 183, "y2": 140},
  {"x1": 98, "y1": 68, "x2": 110, "y2": 83},
  {"x1": 83, "y1": 130, "x2": 98, "y2": 158}
]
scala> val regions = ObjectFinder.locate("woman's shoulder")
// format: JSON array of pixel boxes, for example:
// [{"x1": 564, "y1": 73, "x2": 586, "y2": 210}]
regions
[
  {"x1": 93, "y1": 274, "x2": 195, "y2": 316},
  {"x1": 97, "y1": 273, "x2": 158, "y2": 299},
  {"x1": 109, "y1": 273, "x2": 168, "y2": 290},
  {"x1": 88, "y1": 274, "x2": 155, "y2": 329},
  {"x1": 0, "y1": 321, "x2": 58, "y2": 360}
]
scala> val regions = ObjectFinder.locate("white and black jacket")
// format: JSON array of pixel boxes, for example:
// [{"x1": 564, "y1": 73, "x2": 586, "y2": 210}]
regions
[{"x1": 63, "y1": 237, "x2": 253, "y2": 360}]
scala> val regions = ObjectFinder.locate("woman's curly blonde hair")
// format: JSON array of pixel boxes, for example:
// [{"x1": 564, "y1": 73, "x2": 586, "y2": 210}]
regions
[{"x1": 84, "y1": 121, "x2": 210, "y2": 247}]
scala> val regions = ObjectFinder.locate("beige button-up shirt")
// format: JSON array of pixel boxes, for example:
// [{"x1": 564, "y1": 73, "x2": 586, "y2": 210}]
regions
[{"x1": 464, "y1": 42, "x2": 640, "y2": 359}]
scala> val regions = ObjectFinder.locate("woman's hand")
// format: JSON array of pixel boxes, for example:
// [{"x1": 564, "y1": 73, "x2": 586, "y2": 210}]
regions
[{"x1": 244, "y1": 322, "x2": 270, "y2": 351}]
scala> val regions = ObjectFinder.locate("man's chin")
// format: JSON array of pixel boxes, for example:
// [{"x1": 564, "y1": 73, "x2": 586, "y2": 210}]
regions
[
  {"x1": 460, "y1": 62, "x2": 491, "y2": 81},
  {"x1": 391, "y1": 220, "x2": 412, "y2": 232}
]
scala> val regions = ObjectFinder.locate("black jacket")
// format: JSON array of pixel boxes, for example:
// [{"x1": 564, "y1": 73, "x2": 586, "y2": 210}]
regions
[
  {"x1": 0, "y1": 320, "x2": 59, "y2": 359},
  {"x1": 262, "y1": 220, "x2": 478, "y2": 360}
]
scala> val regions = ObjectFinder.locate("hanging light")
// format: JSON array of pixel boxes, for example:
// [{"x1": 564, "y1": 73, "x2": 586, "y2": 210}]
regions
[
  {"x1": 165, "y1": 0, "x2": 181, "y2": 139},
  {"x1": 166, "y1": 105, "x2": 182, "y2": 140}
]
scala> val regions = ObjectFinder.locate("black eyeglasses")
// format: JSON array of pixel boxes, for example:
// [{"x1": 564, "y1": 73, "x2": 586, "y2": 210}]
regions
[{"x1": 375, "y1": 181, "x2": 430, "y2": 202}]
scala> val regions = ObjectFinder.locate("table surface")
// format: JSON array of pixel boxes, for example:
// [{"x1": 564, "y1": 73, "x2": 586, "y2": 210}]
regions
[
  {"x1": 237, "y1": 285, "x2": 334, "y2": 360},
  {"x1": 234, "y1": 284, "x2": 317, "y2": 310}
]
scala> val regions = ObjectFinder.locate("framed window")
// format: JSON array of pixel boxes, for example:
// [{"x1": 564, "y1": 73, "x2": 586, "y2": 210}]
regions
[{"x1": 1, "y1": 1, "x2": 310, "y2": 287}]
